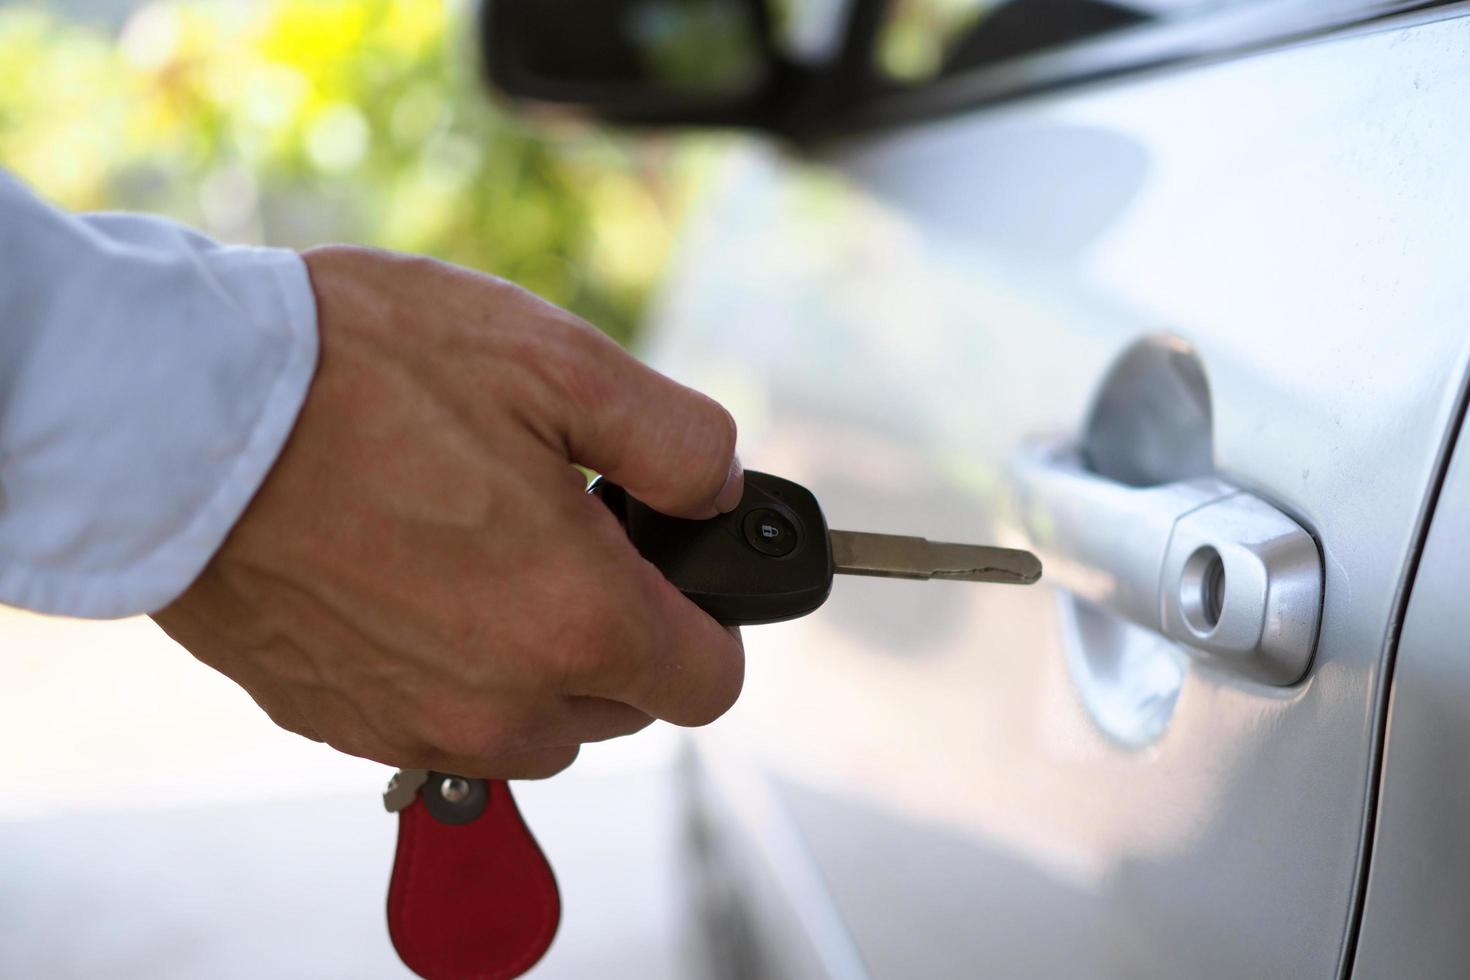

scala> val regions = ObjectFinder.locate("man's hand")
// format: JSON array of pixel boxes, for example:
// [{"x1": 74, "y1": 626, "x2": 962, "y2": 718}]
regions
[{"x1": 152, "y1": 246, "x2": 745, "y2": 779}]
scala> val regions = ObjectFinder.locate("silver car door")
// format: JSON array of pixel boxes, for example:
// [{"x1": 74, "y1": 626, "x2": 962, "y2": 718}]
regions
[{"x1": 648, "y1": 7, "x2": 1470, "y2": 979}]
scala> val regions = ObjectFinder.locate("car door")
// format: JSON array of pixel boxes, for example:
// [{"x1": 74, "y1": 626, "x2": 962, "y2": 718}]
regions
[{"x1": 646, "y1": 4, "x2": 1470, "y2": 977}]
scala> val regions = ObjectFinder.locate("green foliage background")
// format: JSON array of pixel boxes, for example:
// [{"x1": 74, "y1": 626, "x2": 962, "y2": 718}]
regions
[{"x1": 0, "y1": 0, "x2": 707, "y2": 345}]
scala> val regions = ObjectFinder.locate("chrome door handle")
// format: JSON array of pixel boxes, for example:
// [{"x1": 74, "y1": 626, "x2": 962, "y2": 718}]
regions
[{"x1": 1011, "y1": 442, "x2": 1322, "y2": 685}]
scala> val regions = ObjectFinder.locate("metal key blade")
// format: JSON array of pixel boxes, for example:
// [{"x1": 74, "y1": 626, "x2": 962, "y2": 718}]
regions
[{"x1": 829, "y1": 530, "x2": 1042, "y2": 585}]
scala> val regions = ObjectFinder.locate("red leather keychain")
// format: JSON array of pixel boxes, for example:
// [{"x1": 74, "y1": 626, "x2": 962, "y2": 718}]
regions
[{"x1": 384, "y1": 771, "x2": 560, "y2": 980}]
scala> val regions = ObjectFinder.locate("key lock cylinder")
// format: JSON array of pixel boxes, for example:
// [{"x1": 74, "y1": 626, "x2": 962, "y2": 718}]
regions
[
  {"x1": 1013, "y1": 450, "x2": 1322, "y2": 685},
  {"x1": 1011, "y1": 337, "x2": 1324, "y2": 688}
]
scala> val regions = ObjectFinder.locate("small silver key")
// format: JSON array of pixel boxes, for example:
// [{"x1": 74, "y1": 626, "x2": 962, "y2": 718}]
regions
[
  {"x1": 829, "y1": 530, "x2": 1041, "y2": 585},
  {"x1": 383, "y1": 768, "x2": 430, "y2": 813}
]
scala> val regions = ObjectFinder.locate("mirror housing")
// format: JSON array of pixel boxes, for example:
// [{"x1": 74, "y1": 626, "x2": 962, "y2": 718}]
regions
[{"x1": 480, "y1": 0, "x2": 810, "y2": 132}]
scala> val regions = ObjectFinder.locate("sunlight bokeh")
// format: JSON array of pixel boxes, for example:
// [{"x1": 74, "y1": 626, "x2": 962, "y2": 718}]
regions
[{"x1": 0, "y1": 0, "x2": 714, "y2": 344}]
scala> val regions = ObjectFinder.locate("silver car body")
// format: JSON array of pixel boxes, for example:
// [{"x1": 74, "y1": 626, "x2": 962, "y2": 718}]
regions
[{"x1": 643, "y1": 6, "x2": 1470, "y2": 978}]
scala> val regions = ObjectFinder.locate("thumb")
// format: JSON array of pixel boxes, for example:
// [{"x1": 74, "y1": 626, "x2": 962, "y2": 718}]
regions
[{"x1": 562, "y1": 338, "x2": 743, "y2": 519}]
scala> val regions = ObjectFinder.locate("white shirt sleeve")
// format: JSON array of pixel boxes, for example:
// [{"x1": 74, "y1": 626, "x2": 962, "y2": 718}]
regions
[{"x1": 0, "y1": 171, "x2": 319, "y2": 618}]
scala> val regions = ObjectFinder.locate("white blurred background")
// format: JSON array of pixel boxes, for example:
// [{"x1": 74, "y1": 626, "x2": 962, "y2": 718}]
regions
[{"x1": 0, "y1": 609, "x2": 694, "y2": 979}]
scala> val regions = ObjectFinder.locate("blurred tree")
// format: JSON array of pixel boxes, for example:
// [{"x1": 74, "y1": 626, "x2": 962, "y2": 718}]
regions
[{"x1": 0, "y1": 0, "x2": 702, "y2": 345}]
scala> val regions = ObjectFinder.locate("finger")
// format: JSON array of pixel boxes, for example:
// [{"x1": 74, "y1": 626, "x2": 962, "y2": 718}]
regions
[
  {"x1": 426, "y1": 693, "x2": 654, "y2": 756},
  {"x1": 425, "y1": 745, "x2": 582, "y2": 781},
  {"x1": 306, "y1": 705, "x2": 584, "y2": 781},
  {"x1": 559, "y1": 332, "x2": 743, "y2": 519},
  {"x1": 484, "y1": 745, "x2": 580, "y2": 780},
  {"x1": 575, "y1": 564, "x2": 746, "y2": 728},
  {"x1": 559, "y1": 695, "x2": 656, "y2": 743},
  {"x1": 644, "y1": 583, "x2": 745, "y2": 727}
]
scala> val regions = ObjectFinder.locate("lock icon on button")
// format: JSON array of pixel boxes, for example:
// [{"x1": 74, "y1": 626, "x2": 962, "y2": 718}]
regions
[{"x1": 743, "y1": 507, "x2": 798, "y2": 557}]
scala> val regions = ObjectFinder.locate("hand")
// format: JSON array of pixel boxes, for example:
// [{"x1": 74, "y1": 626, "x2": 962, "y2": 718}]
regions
[{"x1": 152, "y1": 245, "x2": 745, "y2": 779}]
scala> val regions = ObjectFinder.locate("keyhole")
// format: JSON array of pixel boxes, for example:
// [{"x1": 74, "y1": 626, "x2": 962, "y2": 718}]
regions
[{"x1": 1181, "y1": 546, "x2": 1227, "y2": 636}]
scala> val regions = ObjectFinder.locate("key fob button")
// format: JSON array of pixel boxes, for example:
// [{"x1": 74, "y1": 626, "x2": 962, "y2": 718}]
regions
[{"x1": 743, "y1": 507, "x2": 799, "y2": 557}]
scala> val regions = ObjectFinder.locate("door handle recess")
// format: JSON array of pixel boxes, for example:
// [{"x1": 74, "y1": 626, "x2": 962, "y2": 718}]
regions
[{"x1": 1012, "y1": 442, "x2": 1322, "y2": 686}]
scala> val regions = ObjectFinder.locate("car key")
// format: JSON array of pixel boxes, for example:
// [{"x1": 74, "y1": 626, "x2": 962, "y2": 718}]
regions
[{"x1": 590, "y1": 470, "x2": 1041, "y2": 625}]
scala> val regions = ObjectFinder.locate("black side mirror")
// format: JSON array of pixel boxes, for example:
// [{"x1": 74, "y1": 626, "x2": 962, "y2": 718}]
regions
[{"x1": 480, "y1": 0, "x2": 807, "y2": 132}]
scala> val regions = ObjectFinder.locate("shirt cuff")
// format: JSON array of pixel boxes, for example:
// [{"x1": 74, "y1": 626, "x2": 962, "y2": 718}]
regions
[{"x1": 0, "y1": 246, "x2": 319, "y2": 618}]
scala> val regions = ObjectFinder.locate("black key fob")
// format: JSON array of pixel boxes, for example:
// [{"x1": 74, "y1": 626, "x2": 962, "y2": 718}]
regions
[{"x1": 589, "y1": 471, "x2": 834, "y2": 626}]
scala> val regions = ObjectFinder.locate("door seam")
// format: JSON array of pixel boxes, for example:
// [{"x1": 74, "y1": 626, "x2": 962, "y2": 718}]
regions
[{"x1": 1337, "y1": 354, "x2": 1470, "y2": 979}]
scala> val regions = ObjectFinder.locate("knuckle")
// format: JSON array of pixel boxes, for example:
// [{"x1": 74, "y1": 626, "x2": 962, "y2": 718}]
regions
[
  {"x1": 540, "y1": 613, "x2": 601, "y2": 685},
  {"x1": 517, "y1": 308, "x2": 611, "y2": 404},
  {"x1": 546, "y1": 584, "x2": 643, "y2": 688},
  {"x1": 549, "y1": 641, "x2": 610, "y2": 691}
]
